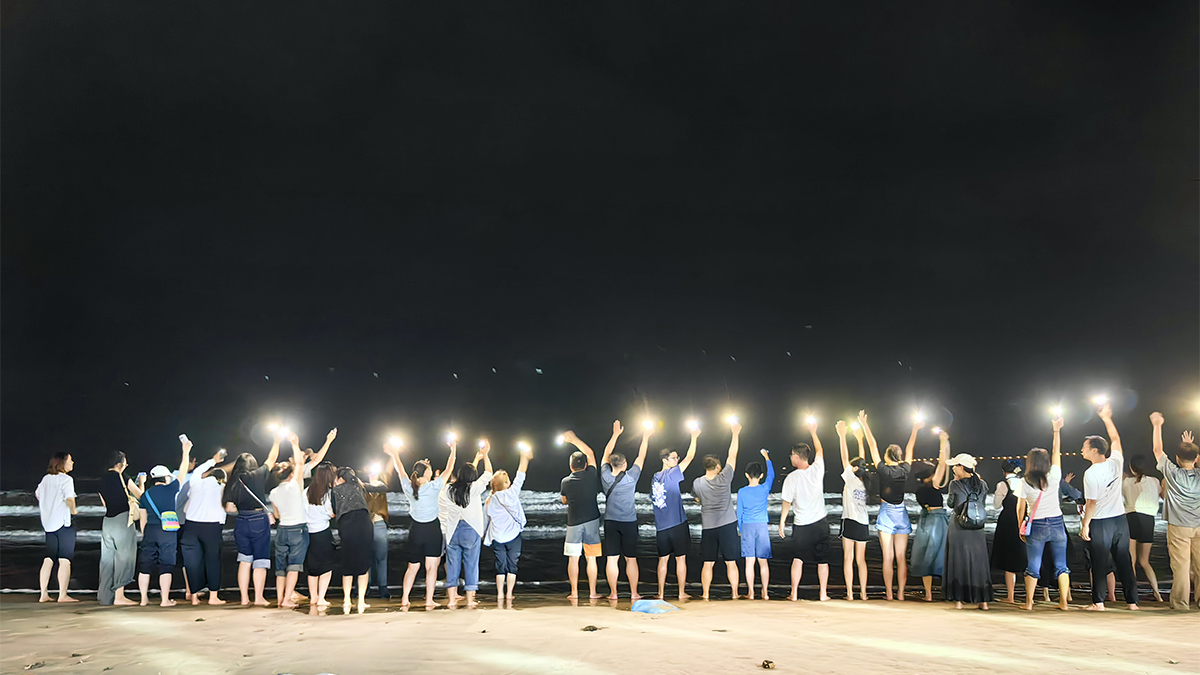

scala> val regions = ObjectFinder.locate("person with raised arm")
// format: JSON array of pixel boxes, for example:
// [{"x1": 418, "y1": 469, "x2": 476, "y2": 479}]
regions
[
  {"x1": 397, "y1": 437, "x2": 456, "y2": 608},
  {"x1": 1079, "y1": 403, "x2": 1138, "y2": 610},
  {"x1": 300, "y1": 428, "x2": 338, "y2": 480},
  {"x1": 737, "y1": 446, "x2": 775, "y2": 601},
  {"x1": 36, "y1": 452, "x2": 79, "y2": 603},
  {"x1": 1122, "y1": 453, "x2": 1163, "y2": 603},
  {"x1": 861, "y1": 411, "x2": 915, "y2": 601},
  {"x1": 601, "y1": 420, "x2": 648, "y2": 600},
  {"x1": 909, "y1": 429, "x2": 951, "y2": 602},
  {"x1": 304, "y1": 462, "x2": 337, "y2": 609},
  {"x1": 1015, "y1": 414, "x2": 1071, "y2": 611},
  {"x1": 439, "y1": 440, "x2": 493, "y2": 608},
  {"x1": 780, "y1": 416, "x2": 830, "y2": 602},
  {"x1": 693, "y1": 420, "x2": 742, "y2": 600},
  {"x1": 223, "y1": 432, "x2": 282, "y2": 606},
  {"x1": 97, "y1": 451, "x2": 142, "y2": 606},
  {"x1": 991, "y1": 456, "x2": 1028, "y2": 605},
  {"x1": 268, "y1": 434, "x2": 309, "y2": 608},
  {"x1": 180, "y1": 447, "x2": 228, "y2": 606},
  {"x1": 560, "y1": 431, "x2": 602, "y2": 600},
  {"x1": 137, "y1": 436, "x2": 192, "y2": 607},
  {"x1": 943, "y1": 442, "x2": 993, "y2": 610},
  {"x1": 1150, "y1": 412, "x2": 1200, "y2": 611},
  {"x1": 836, "y1": 421, "x2": 869, "y2": 601},
  {"x1": 651, "y1": 424, "x2": 699, "y2": 601},
  {"x1": 333, "y1": 463, "x2": 391, "y2": 613},
  {"x1": 485, "y1": 441, "x2": 532, "y2": 607}
]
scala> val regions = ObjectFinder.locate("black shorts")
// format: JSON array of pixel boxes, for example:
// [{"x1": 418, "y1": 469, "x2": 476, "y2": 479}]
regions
[
  {"x1": 840, "y1": 519, "x2": 869, "y2": 543},
  {"x1": 140, "y1": 528, "x2": 178, "y2": 574},
  {"x1": 790, "y1": 518, "x2": 831, "y2": 564},
  {"x1": 604, "y1": 520, "x2": 639, "y2": 558},
  {"x1": 305, "y1": 528, "x2": 335, "y2": 576},
  {"x1": 700, "y1": 522, "x2": 741, "y2": 562},
  {"x1": 405, "y1": 519, "x2": 444, "y2": 563},
  {"x1": 1126, "y1": 512, "x2": 1154, "y2": 542},
  {"x1": 44, "y1": 526, "x2": 76, "y2": 562},
  {"x1": 656, "y1": 523, "x2": 690, "y2": 558}
]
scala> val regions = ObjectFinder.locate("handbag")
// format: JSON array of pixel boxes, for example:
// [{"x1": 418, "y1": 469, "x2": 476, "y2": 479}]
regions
[
  {"x1": 1019, "y1": 486, "x2": 1044, "y2": 537},
  {"x1": 145, "y1": 490, "x2": 180, "y2": 532},
  {"x1": 121, "y1": 475, "x2": 141, "y2": 527}
]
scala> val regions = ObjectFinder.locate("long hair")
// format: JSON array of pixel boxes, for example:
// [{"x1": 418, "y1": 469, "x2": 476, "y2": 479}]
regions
[
  {"x1": 1023, "y1": 448, "x2": 1050, "y2": 490},
  {"x1": 223, "y1": 452, "x2": 260, "y2": 503},
  {"x1": 105, "y1": 451, "x2": 127, "y2": 471},
  {"x1": 449, "y1": 462, "x2": 478, "y2": 508},
  {"x1": 308, "y1": 463, "x2": 336, "y2": 505},
  {"x1": 337, "y1": 467, "x2": 361, "y2": 486},
  {"x1": 490, "y1": 470, "x2": 511, "y2": 493},
  {"x1": 47, "y1": 452, "x2": 71, "y2": 475},
  {"x1": 884, "y1": 444, "x2": 903, "y2": 464},
  {"x1": 410, "y1": 460, "x2": 431, "y2": 500},
  {"x1": 1128, "y1": 455, "x2": 1152, "y2": 482},
  {"x1": 1001, "y1": 459, "x2": 1024, "y2": 476}
]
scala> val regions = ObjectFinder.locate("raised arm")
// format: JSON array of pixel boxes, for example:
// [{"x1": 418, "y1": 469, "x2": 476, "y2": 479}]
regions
[
  {"x1": 1051, "y1": 415, "x2": 1063, "y2": 467},
  {"x1": 263, "y1": 435, "x2": 281, "y2": 471},
  {"x1": 384, "y1": 443, "x2": 406, "y2": 480},
  {"x1": 858, "y1": 410, "x2": 882, "y2": 466},
  {"x1": 306, "y1": 428, "x2": 338, "y2": 471},
  {"x1": 932, "y1": 430, "x2": 950, "y2": 488},
  {"x1": 1097, "y1": 403, "x2": 1122, "y2": 457},
  {"x1": 480, "y1": 440, "x2": 493, "y2": 475},
  {"x1": 516, "y1": 443, "x2": 532, "y2": 475},
  {"x1": 727, "y1": 421, "x2": 742, "y2": 470},
  {"x1": 836, "y1": 421, "x2": 850, "y2": 468},
  {"x1": 177, "y1": 436, "x2": 193, "y2": 484},
  {"x1": 563, "y1": 431, "x2": 597, "y2": 468},
  {"x1": 127, "y1": 477, "x2": 145, "y2": 499},
  {"x1": 443, "y1": 440, "x2": 458, "y2": 479},
  {"x1": 634, "y1": 423, "x2": 652, "y2": 470},
  {"x1": 600, "y1": 420, "x2": 624, "y2": 467},
  {"x1": 904, "y1": 419, "x2": 923, "y2": 463},
  {"x1": 289, "y1": 434, "x2": 304, "y2": 485},
  {"x1": 1149, "y1": 412, "x2": 1164, "y2": 463},
  {"x1": 851, "y1": 426, "x2": 865, "y2": 461},
  {"x1": 808, "y1": 419, "x2": 824, "y2": 462},
  {"x1": 679, "y1": 427, "x2": 700, "y2": 473}
]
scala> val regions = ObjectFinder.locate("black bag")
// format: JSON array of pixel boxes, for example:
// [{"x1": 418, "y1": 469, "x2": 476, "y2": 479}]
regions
[{"x1": 953, "y1": 478, "x2": 987, "y2": 530}]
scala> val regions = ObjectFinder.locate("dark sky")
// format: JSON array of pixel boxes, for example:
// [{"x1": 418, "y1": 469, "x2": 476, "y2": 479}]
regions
[{"x1": 3, "y1": 2, "x2": 1197, "y2": 490}]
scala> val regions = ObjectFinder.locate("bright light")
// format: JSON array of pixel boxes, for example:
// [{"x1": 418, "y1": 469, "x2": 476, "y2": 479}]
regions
[
  {"x1": 726, "y1": 414, "x2": 739, "y2": 426},
  {"x1": 1092, "y1": 394, "x2": 1108, "y2": 406},
  {"x1": 685, "y1": 419, "x2": 700, "y2": 432},
  {"x1": 555, "y1": 434, "x2": 565, "y2": 446},
  {"x1": 850, "y1": 421, "x2": 861, "y2": 431},
  {"x1": 642, "y1": 419, "x2": 654, "y2": 430},
  {"x1": 913, "y1": 411, "x2": 926, "y2": 423},
  {"x1": 267, "y1": 422, "x2": 279, "y2": 431},
  {"x1": 477, "y1": 439, "x2": 487, "y2": 450},
  {"x1": 1049, "y1": 405, "x2": 1062, "y2": 418},
  {"x1": 804, "y1": 415, "x2": 817, "y2": 426},
  {"x1": 279, "y1": 426, "x2": 292, "y2": 437},
  {"x1": 445, "y1": 432, "x2": 458, "y2": 444},
  {"x1": 517, "y1": 441, "x2": 531, "y2": 452},
  {"x1": 387, "y1": 436, "x2": 403, "y2": 448},
  {"x1": 368, "y1": 462, "x2": 381, "y2": 477},
  {"x1": 932, "y1": 427, "x2": 942, "y2": 436}
]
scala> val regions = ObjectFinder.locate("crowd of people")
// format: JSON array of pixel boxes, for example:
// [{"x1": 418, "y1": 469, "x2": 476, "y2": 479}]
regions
[{"x1": 30, "y1": 404, "x2": 1200, "y2": 614}]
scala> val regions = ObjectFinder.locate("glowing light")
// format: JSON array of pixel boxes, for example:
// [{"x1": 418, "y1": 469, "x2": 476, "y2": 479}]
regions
[
  {"x1": 279, "y1": 427, "x2": 292, "y2": 438},
  {"x1": 726, "y1": 414, "x2": 739, "y2": 426},
  {"x1": 368, "y1": 462, "x2": 381, "y2": 477},
  {"x1": 1092, "y1": 394, "x2": 1108, "y2": 406},
  {"x1": 267, "y1": 422, "x2": 279, "y2": 431},
  {"x1": 477, "y1": 439, "x2": 487, "y2": 450},
  {"x1": 517, "y1": 441, "x2": 531, "y2": 453},
  {"x1": 387, "y1": 436, "x2": 403, "y2": 448},
  {"x1": 445, "y1": 432, "x2": 458, "y2": 444},
  {"x1": 850, "y1": 421, "x2": 861, "y2": 431},
  {"x1": 642, "y1": 419, "x2": 654, "y2": 431},
  {"x1": 913, "y1": 411, "x2": 926, "y2": 424},
  {"x1": 804, "y1": 415, "x2": 817, "y2": 426},
  {"x1": 931, "y1": 427, "x2": 942, "y2": 436},
  {"x1": 1049, "y1": 405, "x2": 1062, "y2": 418},
  {"x1": 555, "y1": 434, "x2": 565, "y2": 446},
  {"x1": 685, "y1": 419, "x2": 700, "y2": 432}
]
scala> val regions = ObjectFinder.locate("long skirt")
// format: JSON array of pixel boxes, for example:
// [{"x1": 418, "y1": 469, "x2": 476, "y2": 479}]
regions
[
  {"x1": 944, "y1": 519, "x2": 995, "y2": 603},
  {"x1": 337, "y1": 510, "x2": 373, "y2": 576},
  {"x1": 991, "y1": 491, "x2": 1026, "y2": 573},
  {"x1": 910, "y1": 508, "x2": 949, "y2": 578}
]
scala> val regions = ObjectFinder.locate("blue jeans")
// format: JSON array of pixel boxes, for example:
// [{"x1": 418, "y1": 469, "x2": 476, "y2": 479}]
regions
[
  {"x1": 369, "y1": 519, "x2": 390, "y2": 597},
  {"x1": 445, "y1": 521, "x2": 481, "y2": 592},
  {"x1": 273, "y1": 525, "x2": 309, "y2": 575},
  {"x1": 1024, "y1": 516, "x2": 1069, "y2": 579},
  {"x1": 492, "y1": 534, "x2": 522, "y2": 576}
]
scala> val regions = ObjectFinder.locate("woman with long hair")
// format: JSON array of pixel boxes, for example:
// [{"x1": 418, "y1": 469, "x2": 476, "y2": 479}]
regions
[
  {"x1": 1016, "y1": 415, "x2": 1071, "y2": 610},
  {"x1": 332, "y1": 464, "x2": 390, "y2": 613},
  {"x1": 991, "y1": 458, "x2": 1028, "y2": 604},
  {"x1": 438, "y1": 440, "x2": 494, "y2": 608},
  {"x1": 181, "y1": 448, "x2": 229, "y2": 606},
  {"x1": 944, "y1": 448, "x2": 993, "y2": 610},
  {"x1": 836, "y1": 421, "x2": 869, "y2": 601},
  {"x1": 97, "y1": 450, "x2": 143, "y2": 606},
  {"x1": 910, "y1": 429, "x2": 951, "y2": 602},
  {"x1": 1122, "y1": 453, "x2": 1163, "y2": 603},
  {"x1": 268, "y1": 438, "x2": 309, "y2": 609},
  {"x1": 859, "y1": 411, "x2": 918, "y2": 601},
  {"x1": 222, "y1": 435, "x2": 282, "y2": 606},
  {"x1": 36, "y1": 452, "x2": 78, "y2": 603},
  {"x1": 305, "y1": 462, "x2": 337, "y2": 608},
  {"x1": 395, "y1": 438, "x2": 457, "y2": 608},
  {"x1": 485, "y1": 442, "x2": 532, "y2": 607}
]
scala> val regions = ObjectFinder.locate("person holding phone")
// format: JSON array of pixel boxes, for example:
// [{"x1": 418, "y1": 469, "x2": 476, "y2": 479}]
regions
[
  {"x1": 223, "y1": 434, "x2": 282, "y2": 606},
  {"x1": 180, "y1": 447, "x2": 229, "y2": 605}
]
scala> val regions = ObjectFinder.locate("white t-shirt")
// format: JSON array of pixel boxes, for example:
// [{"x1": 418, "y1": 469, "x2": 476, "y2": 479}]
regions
[
  {"x1": 185, "y1": 460, "x2": 227, "y2": 524},
  {"x1": 305, "y1": 494, "x2": 334, "y2": 533},
  {"x1": 1016, "y1": 465, "x2": 1063, "y2": 520},
  {"x1": 269, "y1": 480, "x2": 308, "y2": 527},
  {"x1": 840, "y1": 465, "x2": 868, "y2": 525},
  {"x1": 1083, "y1": 449, "x2": 1125, "y2": 520},
  {"x1": 1122, "y1": 476, "x2": 1160, "y2": 516},
  {"x1": 35, "y1": 473, "x2": 76, "y2": 532},
  {"x1": 781, "y1": 456, "x2": 826, "y2": 526},
  {"x1": 439, "y1": 471, "x2": 494, "y2": 537}
]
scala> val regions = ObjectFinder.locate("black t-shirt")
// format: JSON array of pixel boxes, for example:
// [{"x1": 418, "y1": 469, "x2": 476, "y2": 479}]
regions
[
  {"x1": 877, "y1": 463, "x2": 911, "y2": 505},
  {"x1": 100, "y1": 471, "x2": 130, "y2": 518},
  {"x1": 226, "y1": 465, "x2": 277, "y2": 512},
  {"x1": 560, "y1": 465, "x2": 601, "y2": 526},
  {"x1": 916, "y1": 482, "x2": 947, "y2": 509}
]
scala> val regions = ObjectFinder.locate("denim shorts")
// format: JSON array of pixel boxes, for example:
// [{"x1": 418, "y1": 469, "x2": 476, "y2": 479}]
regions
[
  {"x1": 235, "y1": 511, "x2": 272, "y2": 569},
  {"x1": 876, "y1": 502, "x2": 913, "y2": 535},
  {"x1": 274, "y1": 524, "x2": 309, "y2": 575},
  {"x1": 740, "y1": 522, "x2": 772, "y2": 559}
]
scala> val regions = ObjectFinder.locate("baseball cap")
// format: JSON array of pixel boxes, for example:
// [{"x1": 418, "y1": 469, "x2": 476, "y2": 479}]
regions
[
  {"x1": 149, "y1": 465, "x2": 172, "y2": 479},
  {"x1": 945, "y1": 453, "x2": 977, "y2": 470}
]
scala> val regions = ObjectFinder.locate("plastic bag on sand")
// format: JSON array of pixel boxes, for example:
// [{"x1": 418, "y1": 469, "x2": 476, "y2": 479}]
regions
[{"x1": 631, "y1": 599, "x2": 679, "y2": 614}]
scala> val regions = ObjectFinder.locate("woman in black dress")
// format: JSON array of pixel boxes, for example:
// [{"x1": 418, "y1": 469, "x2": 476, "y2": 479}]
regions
[
  {"x1": 944, "y1": 452, "x2": 993, "y2": 610},
  {"x1": 332, "y1": 466, "x2": 389, "y2": 613},
  {"x1": 990, "y1": 459, "x2": 1027, "y2": 604}
]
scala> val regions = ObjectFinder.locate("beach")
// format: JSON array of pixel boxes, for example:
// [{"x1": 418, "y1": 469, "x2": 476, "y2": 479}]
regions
[{"x1": 2, "y1": 591, "x2": 1196, "y2": 675}]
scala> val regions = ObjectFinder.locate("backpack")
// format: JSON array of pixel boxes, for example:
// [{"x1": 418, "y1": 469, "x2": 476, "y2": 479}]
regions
[{"x1": 953, "y1": 478, "x2": 986, "y2": 530}]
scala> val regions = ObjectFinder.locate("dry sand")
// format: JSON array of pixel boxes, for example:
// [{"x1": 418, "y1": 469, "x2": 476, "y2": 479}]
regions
[{"x1": 1, "y1": 593, "x2": 1197, "y2": 674}]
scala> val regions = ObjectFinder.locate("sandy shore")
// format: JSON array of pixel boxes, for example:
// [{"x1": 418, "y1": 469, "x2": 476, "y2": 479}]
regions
[{"x1": 1, "y1": 593, "x2": 1196, "y2": 675}]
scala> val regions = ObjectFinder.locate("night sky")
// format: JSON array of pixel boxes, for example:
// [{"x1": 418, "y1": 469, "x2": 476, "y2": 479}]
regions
[{"x1": 3, "y1": 3, "x2": 1197, "y2": 490}]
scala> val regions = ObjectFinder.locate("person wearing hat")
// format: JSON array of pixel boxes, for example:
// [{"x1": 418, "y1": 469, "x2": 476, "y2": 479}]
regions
[
  {"x1": 137, "y1": 437, "x2": 192, "y2": 607},
  {"x1": 943, "y1": 446, "x2": 993, "y2": 610}
]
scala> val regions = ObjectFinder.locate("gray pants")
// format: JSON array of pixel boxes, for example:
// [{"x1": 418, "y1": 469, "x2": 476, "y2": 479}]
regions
[{"x1": 98, "y1": 515, "x2": 137, "y2": 605}]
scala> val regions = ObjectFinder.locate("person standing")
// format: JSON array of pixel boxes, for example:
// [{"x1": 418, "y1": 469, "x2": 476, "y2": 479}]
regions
[
  {"x1": 1150, "y1": 412, "x2": 1200, "y2": 611},
  {"x1": 1122, "y1": 454, "x2": 1164, "y2": 603},
  {"x1": 485, "y1": 442, "x2": 533, "y2": 607},
  {"x1": 304, "y1": 462, "x2": 338, "y2": 609},
  {"x1": 1080, "y1": 403, "x2": 1139, "y2": 611},
  {"x1": 333, "y1": 464, "x2": 391, "y2": 613},
  {"x1": 365, "y1": 462, "x2": 394, "y2": 600},
  {"x1": 991, "y1": 459, "x2": 1028, "y2": 604},
  {"x1": 180, "y1": 448, "x2": 228, "y2": 606},
  {"x1": 943, "y1": 449, "x2": 993, "y2": 610},
  {"x1": 600, "y1": 420, "x2": 649, "y2": 600},
  {"x1": 909, "y1": 429, "x2": 950, "y2": 602},
  {"x1": 693, "y1": 420, "x2": 742, "y2": 600},
  {"x1": 439, "y1": 441, "x2": 493, "y2": 608},
  {"x1": 737, "y1": 447, "x2": 775, "y2": 601},
  {"x1": 779, "y1": 416, "x2": 830, "y2": 602},
  {"x1": 137, "y1": 437, "x2": 192, "y2": 607},
  {"x1": 97, "y1": 451, "x2": 142, "y2": 606},
  {"x1": 268, "y1": 437, "x2": 309, "y2": 608},
  {"x1": 36, "y1": 452, "x2": 79, "y2": 603},
  {"x1": 560, "y1": 431, "x2": 602, "y2": 600},
  {"x1": 861, "y1": 413, "x2": 918, "y2": 601},
  {"x1": 396, "y1": 438, "x2": 456, "y2": 609},
  {"x1": 223, "y1": 434, "x2": 282, "y2": 606},
  {"x1": 835, "y1": 421, "x2": 869, "y2": 601},
  {"x1": 651, "y1": 426, "x2": 699, "y2": 600},
  {"x1": 1015, "y1": 415, "x2": 1070, "y2": 611}
]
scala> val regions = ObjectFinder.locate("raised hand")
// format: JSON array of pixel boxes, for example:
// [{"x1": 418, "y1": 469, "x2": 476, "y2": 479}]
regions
[
  {"x1": 1098, "y1": 403, "x2": 1112, "y2": 421},
  {"x1": 1184, "y1": 431, "x2": 1195, "y2": 445},
  {"x1": 857, "y1": 410, "x2": 868, "y2": 426},
  {"x1": 912, "y1": 419, "x2": 926, "y2": 431},
  {"x1": 613, "y1": 420, "x2": 624, "y2": 436},
  {"x1": 288, "y1": 433, "x2": 300, "y2": 447},
  {"x1": 1064, "y1": 472, "x2": 1075, "y2": 484},
  {"x1": 852, "y1": 426, "x2": 864, "y2": 443},
  {"x1": 835, "y1": 420, "x2": 847, "y2": 437},
  {"x1": 181, "y1": 437, "x2": 193, "y2": 454},
  {"x1": 327, "y1": 428, "x2": 338, "y2": 442},
  {"x1": 562, "y1": 430, "x2": 579, "y2": 445},
  {"x1": 759, "y1": 448, "x2": 769, "y2": 459},
  {"x1": 690, "y1": 426, "x2": 701, "y2": 440},
  {"x1": 730, "y1": 422, "x2": 743, "y2": 435},
  {"x1": 479, "y1": 439, "x2": 492, "y2": 454},
  {"x1": 1052, "y1": 417, "x2": 1064, "y2": 433},
  {"x1": 518, "y1": 444, "x2": 533, "y2": 459},
  {"x1": 938, "y1": 429, "x2": 949, "y2": 442},
  {"x1": 1149, "y1": 412, "x2": 1164, "y2": 427}
]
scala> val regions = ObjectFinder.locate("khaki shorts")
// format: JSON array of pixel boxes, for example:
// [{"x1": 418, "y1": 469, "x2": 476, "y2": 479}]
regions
[{"x1": 564, "y1": 518, "x2": 602, "y2": 557}]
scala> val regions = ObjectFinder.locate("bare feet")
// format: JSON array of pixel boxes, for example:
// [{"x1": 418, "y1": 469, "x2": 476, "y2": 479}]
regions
[
  {"x1": 955, "y1": 601, "x2": 963, "y2": 609},
  {"x1": 701, "y1": 595, "x2": 710, "y2": 601},
  {"x1": 607, "y1": 594, "x2": 618, "y2": 601},
  {"x1": 209, "y1": 597, "x2": 226, "y2": 606},
  {"x1": 923, "y1": 595, "x2": 933, "y2": 602},
  {"x1": 566, "y1": 593, "x2": 578, "y2": 600},
  {"x1": 589, "y1": 593, "x2": 603, "y2": 600},
  {"x1": 113, "y1": 596, "x2": 136, "y2": 606},
  {"x1": 818, "y1": 595, "x2": 831, "y2": 602},
  {"x1": 998, "y1": 598, "x2": 1015, "y2": 604},
  {"x1": 358, "y1": 602, "x2": 369, "y2": 612},
  {"x1": 1085, "y1": 603, "x2": 1106, "y2": 611},
  {"x1": 140, "y1": 597, "x2": 150, "y2": 607},
  {"x1": 979, "y1": 603, "x2": 989, "y2": 611},
  {"x1": 896, "y1": 594, "x2": 905, "y2": 602},
  {"x1": 280, "y1": 601, "x2": 298, "y2": 609},
  {"x1": 253, "y1": 599, "x2": 270, "y2": 607},
  {"x1": 424, "y1": 601, "x2": 441, "y2": 609},
  {"x1": 1128, "y1": 604, "x2": 1140, "y2": 611},
  {"x1": 38, "y1": 594, "x2": 51, "y2": 603},
  {"x1": 732, "y1": 594, "x2": 740, "y2": 600},
  {"x1": 630, "y1": 593, "x2": 643, "y2": 601},
  {"x1": 677, "y1": 593, "x2": 691, "y2": 601},
  {"x1": 160, "y1": 599, "x2": 176, "y2": 607},
  {"x1": 192, "y1": 595, "x2": 201, "y2": 606},
  {"x1": 466, "y1": 600, "x2": 478, "y2": 609},
  {"x1": 788, "y1": 594, "x2": 798, "y2": 602},
  {"x1": 56, "y1": 596, "x2": 79, "y2": 603},
  {"x1": 1023, "y1": 602, "x2": 1034, "y2": 611},
  {"x1": 315, "y1": 598, "x2": 329, "y2": 607}
]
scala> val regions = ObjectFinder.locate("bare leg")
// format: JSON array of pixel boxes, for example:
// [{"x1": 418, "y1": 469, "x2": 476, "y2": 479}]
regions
[
  {"x1": 281, "y1": 571, "x2": 300, "y2": 608},
  {"x1": 701, "y1": 562, "x2": 714, "y2": 600},
  {"x1": 356, "y1": 572, "x2": 369, "y2": 612},
  {"x1": 626, "y1": 558, "x2": 641, "y2": 600},
  {"x1": 237, "y1": 562, "x2": 251, "y2": 605},
  {"x1": 605, "y1": 556, "x2": 620, "y2": 600},
  {"x1": 586, "y1": 556, "x2": 600, "y2": 599},
  {"x1": 1057, "y1": 572, "x2": 1071, "y2": 611},
  {"x1": 675, "y1": 556, "x2": 690, "y2": 600},
  {"x1": 1136, "y1": 542, "x2": 1162, "y2": 602},
  {"x1": 401, "y1": 562, "x2": 419, "y2": 606},
  {"x1": 1107, "y1": 572, "x2": 1116, "y2": 603},
  {"x1": 506, "y1": 573, "x2": 516, "y2": 599},
  {"x1": 252, "y1": 568, "x2": 269, "y2": 606},
  {"x1": 856, "y1": 542, "x2": 868, "y2": 601},
  {"x1": 758, "y1": 558, "x2": 770, "y2": 599},
  {"x1": 55, "y1": 560, "x2": 77, "y2": 602},
  {"x1": 841, "y1": 541, "x2": 854, "y2": 600},
  {"x1": 317, "y1": 572, "x2": 331, "y2": 606},
  {"x1": 275, "y1": 574, "x2": 286, "y2": 607},
  {"x1": 38, "y1": 558, "x2": 54, "y2": 602},
  {"x1": 894, "y1": 534, "x2": 909, "y2": 601},
  {"x1": 424, "y1": 557, "x2": 440, "y2": 608},
  {"x1": 158, "y1": 573, "x2": 175, "y2": 607},
  {"x1": 789, "y1": 558, "x2": 802, "y2": 601},
  {"x1": 465, "y1": 589, "x2": 477, "y2": 609},
  {"x1": 922, "y1": 576, "x2": 933, "y2": 602},
  {"x1": 1023, "y1": 575, "x2": 1037, "y2": 611},
  {"x1": 747, "y1": 556, "x2": 758, "y2": 600},
  {"x1": 567, "y1": 555, "x2": 580, "y2": 599},
  {"x1": 307, "y1": 576, "x2": 319, "y2": 605},
  {"x1": 657, "y1": 556, "x2": 668, "y2": 598},
  {"x1": 137, "y1": 572, "x2": 150, "y2": 606},
  {"x1": 342, "y1": 575, "x2": 353, "y2": 609},
  {"x1": 817, "y1": 563, "x2": 830, "y2": 601},
  {"x1": 726, "y1": 561, "x2": 740, "y2": 599},
  {"x1": 495, "y1": 574, "x2": 505, "y2": 604},
  {"x1": 880, "y1": 532, "x2": 895, "y2": 600},
  {"x1": 1003, "y1": 571, "x2": 1017, "y2": 603}
]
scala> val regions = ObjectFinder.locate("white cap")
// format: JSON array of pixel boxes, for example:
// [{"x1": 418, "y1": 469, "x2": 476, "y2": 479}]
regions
[
  {"x1": 946, "y1": 453, "x2": 977, "y2": 470},
  {"x1": 149, "y1": 465, "x2": 172, "y2": 479}
]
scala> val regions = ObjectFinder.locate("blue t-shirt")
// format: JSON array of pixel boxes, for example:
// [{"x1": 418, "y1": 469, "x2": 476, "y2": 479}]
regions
[
  {"x1": 736, "y1": 461, "x2": 776, "y2": 527},
  {"x1": 139, "y1": 482, "x2": 181, "y2": 526},
  {"x1": 651, "y1": 466, "x2": 686, "y2": 531}
]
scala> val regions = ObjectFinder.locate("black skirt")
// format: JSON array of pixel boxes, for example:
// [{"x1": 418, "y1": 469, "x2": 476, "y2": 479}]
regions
[
  {"x1": 945, "y1": 518, "x2": 995, "y2": 603},
  {"x1": 991, "y1": 490, "x2": 1026, "y2": 574},
  {"x1": 305, "y1": 528, "x2": 335, "y2": 576},
  {"x1": 1126, "y1": 512, "x2": 1155, "y2": 542},
  {"x1": 338, "y1": 509, "x2": 373, "y2": 576}
]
